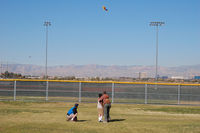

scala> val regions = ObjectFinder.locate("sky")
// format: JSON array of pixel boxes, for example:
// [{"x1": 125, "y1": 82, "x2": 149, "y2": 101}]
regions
[{"x1": 0, "y1": 0, "x2": 200, "y2": 67}]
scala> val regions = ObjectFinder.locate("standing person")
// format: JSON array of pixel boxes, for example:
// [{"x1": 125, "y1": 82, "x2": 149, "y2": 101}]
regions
[
  {"x1": 97, "y1": 93, "x2": 103, "y2": 122},
  {"x1": 99, "y1": 91, "x2": 111, "y2": 123},
  {"x1": 66, "y1": 103, "x2": 79, "y2": 121}
]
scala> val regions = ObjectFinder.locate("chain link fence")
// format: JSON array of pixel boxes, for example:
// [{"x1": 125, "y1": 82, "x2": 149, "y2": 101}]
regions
[{"x1": 0, "y1": 79, "x2": 200, "y2": 105}]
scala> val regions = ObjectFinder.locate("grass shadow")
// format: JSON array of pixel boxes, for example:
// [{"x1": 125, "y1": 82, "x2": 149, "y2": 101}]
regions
[
  {"x1": 76, "y1": 120, "x2": 87, "y2": 122},
  {"x1": 109, "y1": 119, "x2": 125, "y2": 122}
]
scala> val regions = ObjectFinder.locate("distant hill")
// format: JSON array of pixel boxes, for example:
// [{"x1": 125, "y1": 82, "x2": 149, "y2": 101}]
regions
[{"x1": 3, "y1": 64, "x2": 200, "y2": 78}]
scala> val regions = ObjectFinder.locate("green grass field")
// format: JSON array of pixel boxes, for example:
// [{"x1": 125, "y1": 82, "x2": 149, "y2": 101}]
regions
[{"x1": 1, "y1": 101, "x2": 200, "y2": 133}]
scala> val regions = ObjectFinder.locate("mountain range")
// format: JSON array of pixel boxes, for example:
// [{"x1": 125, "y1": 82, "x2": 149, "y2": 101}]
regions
[{"x1": 2, "y1": 64, "x2": 200, "y2": 78}]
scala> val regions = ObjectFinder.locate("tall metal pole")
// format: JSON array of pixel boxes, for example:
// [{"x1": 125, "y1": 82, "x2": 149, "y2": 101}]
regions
[
  {"x1": 45, "y1": 23, "x2": 48, "y2": 80},
  {"x1": 156, "y1": 25, "x2": 158, "y2": 81},
  {"x1": 44, "y1": 21, "x2": 51, "y2": 79},
  {"x1": 0, "y1": 61, "x2": 2, "y2": 75},
  {"x1": 150, "y1": 22, "x2": 165, "y2": 82},
  {"x1": 6, "y1": 61, "x2": 8, "y2": 72}
]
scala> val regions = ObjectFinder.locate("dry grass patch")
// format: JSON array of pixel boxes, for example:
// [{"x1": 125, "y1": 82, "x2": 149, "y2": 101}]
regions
[{"x1": 0, "y1": 102, "x2": 200, "y2": 133}]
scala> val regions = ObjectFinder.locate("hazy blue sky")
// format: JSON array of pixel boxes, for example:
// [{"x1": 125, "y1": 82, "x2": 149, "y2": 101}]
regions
[{"x1": 0, "y1": 0, "x2": 199, "y2": 67}]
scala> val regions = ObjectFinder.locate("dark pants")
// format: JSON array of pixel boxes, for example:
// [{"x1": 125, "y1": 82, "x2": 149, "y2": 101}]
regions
[{"x1": 104, "y1": 103, "x2": 111, "y2": 122}]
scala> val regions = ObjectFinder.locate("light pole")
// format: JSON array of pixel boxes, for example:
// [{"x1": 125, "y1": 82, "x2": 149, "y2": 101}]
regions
[
  {"x1": 44, "y1": 21, "x2": 51, "y2": 79},
  {"x1": 0, "y1": 61, "x2": 2, "y2": 76},
  {"x1": 150, "y1": 22, "x2": 165, "y2": 82}
]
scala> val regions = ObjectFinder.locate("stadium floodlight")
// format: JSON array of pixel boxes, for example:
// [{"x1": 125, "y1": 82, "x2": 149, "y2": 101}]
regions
[
  {"x1": 150, "y1": 21, "x2": 165, "y2": 82},
  {"x1": 150, "y1": 22, "x2": 165, "y2": 26},
  {"x1": 44, "y1": 21, "x2": 51, "y2": 80}
]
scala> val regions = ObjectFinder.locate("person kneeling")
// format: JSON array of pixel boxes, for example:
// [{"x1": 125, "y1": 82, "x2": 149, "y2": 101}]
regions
[{"x1": 66, "y1": 103, "x2": 79, "y2": 122}]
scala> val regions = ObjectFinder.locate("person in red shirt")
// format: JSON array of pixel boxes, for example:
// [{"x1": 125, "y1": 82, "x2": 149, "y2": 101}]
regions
[{"x1": 99, "y1": 91, "x2": 111, "y2": 123}]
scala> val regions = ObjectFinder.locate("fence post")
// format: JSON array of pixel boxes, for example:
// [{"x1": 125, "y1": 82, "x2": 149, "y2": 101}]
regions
[
  {"x1": 112, "y1": 82, "x2": 115, "y2": 103},
  {"x1": 46, "y1": 81, "x2": 48, "y2": 101},
  {"x1": 145, "y1": 84, "x2": 147, "y2": 104},
  {"x1": 14, "y1": 80, "x2": 16, "y2": 101},
  {"x1": 178, "y1": 84, "x2": 180, "y2": 105},
  {"x1": 79, "y1": 82, "x2": 82, "y2": 103}
]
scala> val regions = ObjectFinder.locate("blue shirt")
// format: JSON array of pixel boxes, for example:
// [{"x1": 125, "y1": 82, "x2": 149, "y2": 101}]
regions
[{"x1": 67, "y1": 106, "x2": 77, "y2": 115}]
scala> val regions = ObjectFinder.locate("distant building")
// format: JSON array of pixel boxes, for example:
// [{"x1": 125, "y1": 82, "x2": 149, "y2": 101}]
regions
[
  {"x1": 194, "y1": 76, "x2": 200, "y2": 80},
  {"x1": 171, "y1": 76, "x2": 184, "y2": 80},
  {"x1": 139, "y1": 72, "x2": 147, "y2": 79},
  {"x1": 161, "y1": 76, "x2": 168, "y2": 80},
  {"x1": 26, "y1": 75, "x2": 41, "y2": 79},
  {"x1": 119, "y1": 77, "x2": 133, "y2": 81}
]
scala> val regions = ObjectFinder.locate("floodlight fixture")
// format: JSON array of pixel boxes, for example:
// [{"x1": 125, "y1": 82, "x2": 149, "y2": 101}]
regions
[{"x1": 150, "y1": 22, "x2": 165, "y2": 26}]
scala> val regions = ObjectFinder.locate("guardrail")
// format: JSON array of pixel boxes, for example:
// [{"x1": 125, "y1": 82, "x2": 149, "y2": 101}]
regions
[{"x1": 0, "y1": 79, "x2": 200, "y2": 105}]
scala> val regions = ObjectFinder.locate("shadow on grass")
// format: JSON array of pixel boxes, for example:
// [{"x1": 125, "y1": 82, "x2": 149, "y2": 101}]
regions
[
  {"x1": 109, "y1": 119, "x2": 125, "y2": 122},
  {"x1": 76, "y1": 120, "x2": 87, "y2": 122}
]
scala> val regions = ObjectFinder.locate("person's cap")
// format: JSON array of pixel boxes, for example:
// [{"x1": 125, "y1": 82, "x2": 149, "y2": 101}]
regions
[{"x1": 75, "y1": 103, "x2": 79, "y2": 107}]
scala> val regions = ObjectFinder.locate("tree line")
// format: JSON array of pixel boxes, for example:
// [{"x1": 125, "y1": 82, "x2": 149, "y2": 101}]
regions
[{"x1": 0, "y1": 71, "x2": 25, "y2": 79}]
